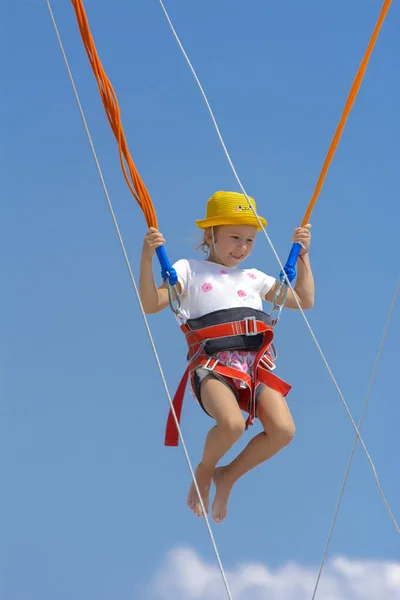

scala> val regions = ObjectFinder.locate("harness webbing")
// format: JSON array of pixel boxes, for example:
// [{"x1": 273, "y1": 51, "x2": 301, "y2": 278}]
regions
[{"x1": 165, "y1": 314, "x2": 291, "y2": 447}]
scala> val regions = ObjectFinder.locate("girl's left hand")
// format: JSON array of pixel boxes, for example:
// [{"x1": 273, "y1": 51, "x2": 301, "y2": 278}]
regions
[{"x1": 292, "y1": 223, "x2": 312, "y2": 255}]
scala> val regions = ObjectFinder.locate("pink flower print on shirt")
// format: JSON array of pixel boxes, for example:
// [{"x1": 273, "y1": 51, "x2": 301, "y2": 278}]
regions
[
  {"x1": 219, "y1": 269, "x2": 228, "y2": 275},
  {"x1": 201, "y1": 282, "x2": 213, "y2": 292},
  {"x1": 237, "y1": 289, "x2": 247, "y2": 297},
  {"x1": 247, "y1": 272, "x2": 257, "y2": 280}
]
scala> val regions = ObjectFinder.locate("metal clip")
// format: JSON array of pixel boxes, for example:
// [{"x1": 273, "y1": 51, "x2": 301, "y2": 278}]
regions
[
  {"x1": 269, "y1": 343, "x2": 278, "y2": 361},
  {"x1": 268, "y1": 279, "x2": 288, "y2": 323},
  {"x1": 187, "y1": 341, "x2": 207, "y2": 365},
  {"x1": 167, "y1": 281, "x2": 182, "y2": 316}
]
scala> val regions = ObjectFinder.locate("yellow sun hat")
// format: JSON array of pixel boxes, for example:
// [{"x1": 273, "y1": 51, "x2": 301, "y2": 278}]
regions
[{"x1": 196, "y1": 191, "x2": 267, "y2": 230}]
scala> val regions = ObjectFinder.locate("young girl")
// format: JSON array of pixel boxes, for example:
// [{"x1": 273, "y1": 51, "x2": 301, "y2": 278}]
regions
[{"x1": 139, "y1": 191, "x2": 314, "y2": 523}]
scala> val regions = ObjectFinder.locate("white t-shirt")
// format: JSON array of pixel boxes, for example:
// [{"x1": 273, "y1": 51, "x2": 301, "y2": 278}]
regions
[{"x1": 172, "y1": 258, "x2": 276, "y2": 320}]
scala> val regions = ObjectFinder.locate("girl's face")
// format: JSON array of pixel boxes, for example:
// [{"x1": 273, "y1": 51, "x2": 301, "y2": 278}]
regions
[{"x1": 207, "y1": 225, "x2": 257, "y2": 267}]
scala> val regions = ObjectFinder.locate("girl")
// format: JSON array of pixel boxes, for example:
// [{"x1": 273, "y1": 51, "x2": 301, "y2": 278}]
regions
[{"x1": 139, "y1": 191, "x2": 314, "y2": 523}]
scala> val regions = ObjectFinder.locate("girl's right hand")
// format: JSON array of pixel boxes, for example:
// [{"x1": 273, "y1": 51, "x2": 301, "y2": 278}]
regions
[{"x1": 142, "y1": 227, "x2": 166, "y2": 259}]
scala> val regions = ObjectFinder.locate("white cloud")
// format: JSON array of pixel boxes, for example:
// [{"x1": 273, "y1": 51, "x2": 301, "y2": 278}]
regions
[{"x1": 148, "y1": 547, "x2": 400, "y2": 600}]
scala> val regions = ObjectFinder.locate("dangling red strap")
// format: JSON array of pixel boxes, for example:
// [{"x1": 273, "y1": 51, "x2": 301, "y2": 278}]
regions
[
  {"x1": 164, "y1": 366, "x2": 190, "y2": 447},
  {"x1": 248, "y1": 330, "x2": 275, "y2": 423},
  {"x1": 245, "y1": 414, "x2": 255, "y2": 430}
]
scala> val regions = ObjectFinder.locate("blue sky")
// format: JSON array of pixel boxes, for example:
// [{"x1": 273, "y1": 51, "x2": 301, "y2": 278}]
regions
[{"x1": 2, "y1": 1, "x2": 399, "y2": 599}]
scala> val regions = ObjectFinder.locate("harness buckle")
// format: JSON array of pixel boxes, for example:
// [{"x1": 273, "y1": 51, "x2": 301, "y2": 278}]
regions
[
  {"x1": 260, "y1": 356, "x2": 276, "y2": 371},
  {"x1": 204, "y1": 357, "x2": 219, "y2": 372},
  {"x1": 244, "y1": 316, "x2": 258, "y2": 336}
]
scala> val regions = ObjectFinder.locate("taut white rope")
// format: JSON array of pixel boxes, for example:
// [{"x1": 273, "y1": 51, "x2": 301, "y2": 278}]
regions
[
  {"x1": 311, "y1": 276, "x2": 400, "y2": 599},
  {"x1": 46, "y1": 2, "x2": 233, "y2": 598},
  {"x1": 157, "y1": 0, "x2": 399, "y2": 535}
]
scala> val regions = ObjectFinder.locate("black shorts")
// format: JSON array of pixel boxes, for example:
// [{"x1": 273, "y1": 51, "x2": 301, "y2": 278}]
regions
[{"x1": 191, "y1": 370, "x2": 266, "y2": 418}]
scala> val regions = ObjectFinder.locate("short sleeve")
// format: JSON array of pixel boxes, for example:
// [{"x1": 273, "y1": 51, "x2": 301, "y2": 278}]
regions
[
  {"x1": 256, "y1": 269, "x2": 276, "y2": 299},
  {"x1": 172, "y1": 258, "x2": 190, "y2": 296}
]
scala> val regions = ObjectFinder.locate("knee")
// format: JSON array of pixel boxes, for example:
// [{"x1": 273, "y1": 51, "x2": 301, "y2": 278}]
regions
[
  {"x1": 218, "y1": 416, "x2": 246, "y2": 441},
  {"x1": 270, "y1": 419, "x2": 296, "y2": 447}
]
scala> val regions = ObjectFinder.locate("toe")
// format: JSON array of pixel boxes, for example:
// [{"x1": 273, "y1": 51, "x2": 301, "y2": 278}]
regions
[
  {"x1": 213, "y1": 509, "x2": 226, "y2": 523},
  {"x1": 194, "y1": 503, "x2": 204, "y2": 518}
]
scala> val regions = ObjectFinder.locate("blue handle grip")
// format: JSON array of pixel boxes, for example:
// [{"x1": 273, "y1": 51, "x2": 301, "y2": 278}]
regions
[
  {"x1": 156, "y1": 246, "x2": 178, "y2": 286},
  {"x1": 280, "y1": 242, "x2": 301, "y2": 283}
]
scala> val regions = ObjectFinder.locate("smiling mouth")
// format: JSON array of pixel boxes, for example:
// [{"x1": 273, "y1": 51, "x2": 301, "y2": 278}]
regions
[{"x1": 231, "y1": 254, "x2": 243, "y2": 260}]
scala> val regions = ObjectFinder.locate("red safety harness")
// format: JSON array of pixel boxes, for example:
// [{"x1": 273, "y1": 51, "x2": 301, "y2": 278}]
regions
[{"x1": 165, "y1": 309, "x2": 292, "y2": 447}]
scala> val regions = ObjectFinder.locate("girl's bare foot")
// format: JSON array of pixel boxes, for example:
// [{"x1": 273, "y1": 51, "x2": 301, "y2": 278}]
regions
[
  {"x1": 212, "y1": 466, "x2": 234, "y2": 523},
  {"x1": 187, "y1": 462, "x2": 214, "y2": 518}
]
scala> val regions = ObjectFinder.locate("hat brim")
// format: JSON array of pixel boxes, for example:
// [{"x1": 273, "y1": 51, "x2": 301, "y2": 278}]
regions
[{"x1": 196, "y1": 215, "x2": 267, "y2": 230}]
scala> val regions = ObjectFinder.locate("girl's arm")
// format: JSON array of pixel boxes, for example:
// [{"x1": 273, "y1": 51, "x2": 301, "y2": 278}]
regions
[
  {"x1": 283, "y1": 250, "x2": 314, "y2": 309},
  {"x1": 265, "y1": 224, "x2": 314, "y2": 310},
  {"x1": 139, "y1": 227, "x2": 181, "y2": 314}
]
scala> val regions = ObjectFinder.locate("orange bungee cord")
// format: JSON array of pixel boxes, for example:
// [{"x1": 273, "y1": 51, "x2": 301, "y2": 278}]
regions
[
  {"x1": 282, "y1": 0, "x2": 392, "y2": 283},
  {"x1": 70, "y1": 0, "x2": 157, "y2": 229},
  {"x1": 69, "y1": 0, "x2": 181, "y2": 286},
  {"x1": 301, "y1": 0, "x2": 392, "y2": 227},
  {"x1": 68, "y1": 0, "x2": 392, "y2": 287}
]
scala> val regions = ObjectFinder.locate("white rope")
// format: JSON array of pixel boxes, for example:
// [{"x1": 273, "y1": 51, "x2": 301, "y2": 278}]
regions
[
  {"x1": 157, "y1": 0, "x2": 400, "y2": 535},
  {"x1": 311, "y1": 276, "x2": 400, "y2": 599},
  {"x1": 45, "y1": 3, "x2": 233, "y2": 598}
]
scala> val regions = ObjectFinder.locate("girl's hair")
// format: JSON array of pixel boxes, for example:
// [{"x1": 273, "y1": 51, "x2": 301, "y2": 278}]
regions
[
  {"x1": 197, "y1": 231, "x2": 210, "y2": 254},
  {"x1": 196, "y1": 226, "x2": 219, "y2": 255}
]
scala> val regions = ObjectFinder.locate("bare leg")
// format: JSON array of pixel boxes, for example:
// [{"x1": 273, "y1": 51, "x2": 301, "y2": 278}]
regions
[
  {"x1": 188, "y1": 375, "x2": 245, "y2": 517},
  {"x1": 212, "y1": 386, "x2": 295, "y2": 522}
]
